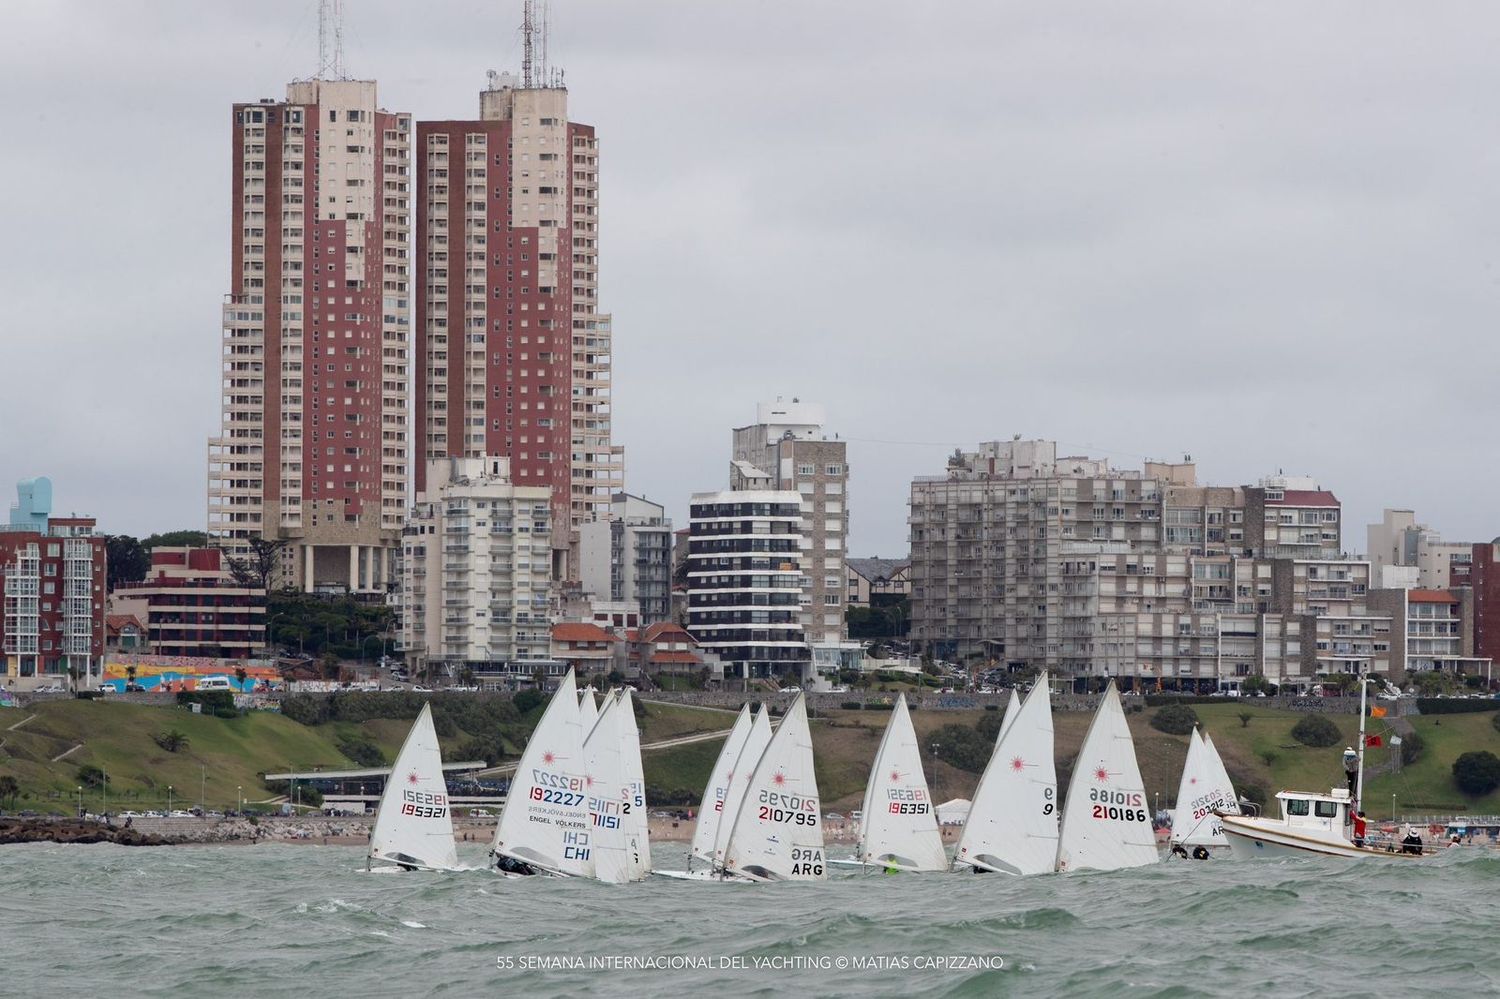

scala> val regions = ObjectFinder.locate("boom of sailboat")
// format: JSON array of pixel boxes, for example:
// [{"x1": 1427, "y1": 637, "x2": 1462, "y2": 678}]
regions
[{"x1": 365, "y1": 666, "x2": 1413, "y2": 881}]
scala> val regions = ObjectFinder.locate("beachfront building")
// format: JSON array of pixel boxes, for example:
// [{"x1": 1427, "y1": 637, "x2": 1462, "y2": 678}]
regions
[
  {"x1": 206, "y1": 76, "x2": 412, "y2": 594},
  {"x1": 845, "y1": 558, "x2": 910, "y2": 609},
  {"x1": 1366, "y1": 509, "x2": 1474, "y2": 590},
  {"x1": 0, "y1": 478, "x2": 106, "y2": 688},
  {"x1": 1368, "y1": 586, "x2": 1491, "y2": 680},
  {"x1": 109, "y1": 548, "x2": 267, "y2": 660},
  {"x1": 730, "y1": 400, "x2": 849, "y2": 648},
  {"x1": 577, "y1": 493, "x2": 673, "y2": 625},
  {"x1": 399, "y1": 456, "x2": 553, "y2": 676},
  {"x1": 908, "y1": 440, "x2": 1393, "y2": 691},
  {"x1": 413, "y1": 62, "x2": 623, "y2": 582},
  {"x1": 686, "y1": 490, "x2": 808, "y2": 680}
]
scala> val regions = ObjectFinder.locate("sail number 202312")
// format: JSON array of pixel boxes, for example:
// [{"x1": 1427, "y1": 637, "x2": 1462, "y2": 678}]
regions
[{"x1": 1089, "y1": 787, "x2": 1146, "y2": 823}]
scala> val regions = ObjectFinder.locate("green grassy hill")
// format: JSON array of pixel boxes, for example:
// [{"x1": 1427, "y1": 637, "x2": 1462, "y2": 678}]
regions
[
  {"x1": 6, "y1": 697, "x2": 1496, "y2": 819},
  {"x1": 646, "y1": 701, "x2": 1500, "y2": 816},
  {"x1": 0, "y1": 697, "x2": 734, "y2": 814}
]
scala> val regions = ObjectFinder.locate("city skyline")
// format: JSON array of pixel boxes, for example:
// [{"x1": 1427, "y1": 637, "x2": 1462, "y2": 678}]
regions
[{"x1": 4, "y1": 2, "x2": 1500, "y2": 555}]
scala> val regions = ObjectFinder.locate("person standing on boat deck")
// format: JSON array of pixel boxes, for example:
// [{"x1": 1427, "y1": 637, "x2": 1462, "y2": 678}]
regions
[
  {"x1": 1342, "y1": 747, "x2": 1359, "y2": 798},
  {"x1": 1352, "y1": 811, "x2": 1368, "y2": 848}
]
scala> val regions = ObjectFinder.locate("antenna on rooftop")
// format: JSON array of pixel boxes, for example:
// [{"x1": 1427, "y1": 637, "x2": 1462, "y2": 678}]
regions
[
  {"x1": 318, "y1": 0, "x2": 346, "y2": 80},
  {"x1": 521, "y1": 0, "x2": 536, "y2": 87}
]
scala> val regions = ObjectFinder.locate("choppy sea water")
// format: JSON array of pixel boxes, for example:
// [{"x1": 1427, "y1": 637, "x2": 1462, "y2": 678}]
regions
[{"x1": 5, "y1": 841, "x2": 1499, "y2": 997}]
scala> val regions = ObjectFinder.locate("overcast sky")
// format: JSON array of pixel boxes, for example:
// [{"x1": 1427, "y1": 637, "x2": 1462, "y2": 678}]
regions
[{"x1": 3, "y1": 1, "x2": 1498, "y2": 555}]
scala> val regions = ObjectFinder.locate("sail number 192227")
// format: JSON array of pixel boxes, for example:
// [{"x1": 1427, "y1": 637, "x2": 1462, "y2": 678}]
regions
[{"x1": 1089, "y1": 787, "x2": 1146, "y2": 823}]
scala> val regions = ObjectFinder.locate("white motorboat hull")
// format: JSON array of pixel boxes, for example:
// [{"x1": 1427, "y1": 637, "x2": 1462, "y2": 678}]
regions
[{"x1": 1220, "y1": 816, "x2": 1426, "y2": 860}]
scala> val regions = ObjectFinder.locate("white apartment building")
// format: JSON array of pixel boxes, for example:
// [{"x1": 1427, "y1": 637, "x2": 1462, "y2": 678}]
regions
[
  {"x1": 730, "y1": 400, "x2": 849, "y2": 646},
  {"x1": 578, "y1": 493, "x2": 673, "y2": 625},
  {"x1": 399, "y1": 456, "x2": 553, "y2": 674},
  {"x1": 1367, "y1": 509, "x2": 1473, "y2": 589}
]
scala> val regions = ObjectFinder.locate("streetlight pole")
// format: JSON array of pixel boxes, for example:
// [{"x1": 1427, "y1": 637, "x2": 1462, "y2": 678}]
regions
[
  {"x1": 200, "y1": 764, "x2": 206, "y2": 814},
  {"x1": 168, "y1": 785, "x2": 174, "y2": 814},
  {"x1": 238, "y1": 785, "x2": 243, "y2": 814},
  {"x1": 76, "y1": 785, "x2": 82, "y2": 819},
  {"x1": 102, "y1": 765, "x2": 108, "y2": 817}
]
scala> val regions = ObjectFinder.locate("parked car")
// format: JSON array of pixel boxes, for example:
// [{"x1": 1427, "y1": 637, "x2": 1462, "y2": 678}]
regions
[
  {"x1": 125, "y1": 682, "x2": 146, "y2": 692},
  {"x1": 33, "y1": 683, "x2": 64, "y2": 693},
  {"x1": 168, "y1": 810, "x2": 195, "y2": 818},
  {"x1": 118, "y1": 810, "x2": 143, "y2": 819}
]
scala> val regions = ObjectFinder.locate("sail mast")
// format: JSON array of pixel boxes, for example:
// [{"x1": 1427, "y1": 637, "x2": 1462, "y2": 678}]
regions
[{"x1": 1355, "y1": 674, "x2": 1368, "y2": 811}]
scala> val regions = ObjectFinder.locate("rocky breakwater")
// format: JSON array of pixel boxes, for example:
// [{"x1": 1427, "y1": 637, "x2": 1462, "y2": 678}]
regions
[{"x1": 0, "y1": 817, "x2": 175, "y2": 846}]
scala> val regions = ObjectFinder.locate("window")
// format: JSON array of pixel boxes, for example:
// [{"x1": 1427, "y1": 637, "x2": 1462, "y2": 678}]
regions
[
  {"x1": 797, "y1": 464, "x2": 814, "y2": 476},
  {"x1": 1286, "y1": 798, "x2": 1310, "y2": 816},
  {"x1": 825, "y1": 464, "x2": 843, "y2": 476},
  {"x1": 823, "y1": 594, "x2": 841, "y2": 605},
  {"x1": 1314, "y1": 801, "x2": 1340, "y2": 819}
]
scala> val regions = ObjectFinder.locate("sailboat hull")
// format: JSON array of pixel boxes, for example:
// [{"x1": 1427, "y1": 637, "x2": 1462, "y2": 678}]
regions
[{"x1": 651, "y1": 868, "x2": 754, "y2": 883}]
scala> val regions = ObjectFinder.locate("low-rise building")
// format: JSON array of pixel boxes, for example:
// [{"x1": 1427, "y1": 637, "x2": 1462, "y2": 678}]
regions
[
  {"x1": 845, "y1": 558, "x2": 910, "y2": 608},
  {"x1": 629, "y1": 620, "x2": 708, "y2": 678},
  {"x1": 550, "y1": 622, "x2": 621, "y2": 675},
  {"x1": 110, "y1": 547, "x2": 266, "y2": 660},
  {"x1": 399, "y1": 457, "x2": 553, "y2": 677},
  {"x1": 0, "y1": 478, "x2": 106, "y2": 687}
]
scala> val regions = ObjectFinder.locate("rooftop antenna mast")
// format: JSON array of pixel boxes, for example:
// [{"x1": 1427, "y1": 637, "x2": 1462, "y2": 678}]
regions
[
  {"x1": 318, "y1": 0, "x2": 346, "y2": 80},
  {"x1": 521, "y1": 0, "x2": 536, "y2": 88},
  {"x1": 540, "y1": 0, "x2": 550, "y2": 87}
]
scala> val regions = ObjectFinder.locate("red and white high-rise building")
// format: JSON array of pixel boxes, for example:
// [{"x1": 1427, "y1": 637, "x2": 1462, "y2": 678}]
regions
[
  {"x1": 415, "y1": 53, "x2": 623, "y2": 581},
  {"x1": 208, "y1": 77, "x2": 412, "y2": 594}
]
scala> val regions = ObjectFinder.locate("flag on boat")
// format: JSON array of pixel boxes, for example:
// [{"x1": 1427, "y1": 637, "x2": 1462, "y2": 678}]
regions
[
  {"x1": 1365, "y1": 735, "x2": 1383, "y2": 748},
  {"x1": 1370, "y1": 706, "x2": 1387, "y2": 718}
]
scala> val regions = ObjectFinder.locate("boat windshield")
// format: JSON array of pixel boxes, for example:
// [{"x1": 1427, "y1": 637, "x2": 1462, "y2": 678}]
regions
[
  {"x1": 1285, "y1": 798, "x2": 1310, "y2": 816},
  {"x1": 1314, "y1": 801, "x2": 1340, "y2": 819}
]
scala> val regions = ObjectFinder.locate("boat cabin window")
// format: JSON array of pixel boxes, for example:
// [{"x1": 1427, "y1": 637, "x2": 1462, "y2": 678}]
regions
[
  {"x1": 1286, "y1": 799, "x2": 1310, "y2": 816},
  {"x1": 1314, "y1": 801, "x2": 1340, "y2": 819}
]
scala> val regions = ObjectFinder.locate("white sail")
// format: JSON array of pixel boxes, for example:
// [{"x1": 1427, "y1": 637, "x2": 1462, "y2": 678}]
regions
[
  {"x1": 724, "y1": 695, "x2": 826, "y2": 882},
  {"x1": 954, "y1": 672, "x2": 1058, "y2": 876},
  {"x1": 687, "y1": 704, "x2": 754, "y2": 867},
  {"x1": 582, "y1": 691, "x2": 630, "y2": 884},
  {"x1": 369, "y1": 702, "x2": 458, "y2": 871},
  {"x1": 579, "y1": 687, "x2": 599, "y2": 733},
  {"x1": 998, "y1": 688, "x2": 1022, "y2": 742},
  {"x1": 1203, "y1": 733, "x2": 1240, "y2": 817},
  {"x1": 1055, "y1": 681, "x2": 1158, "y2": 872},
  {"x1": 491, "y1": 669, "x2": 592, "y2": 875},
  {"x1": 858, "y1": 694, "x2": 946, "y2": 871},
  {"x1": 617, "y1": 688, "x2": 652, "y2": 880},
  {"x1": 712, "y1": 705, "x2": 774, "y2": 869}
]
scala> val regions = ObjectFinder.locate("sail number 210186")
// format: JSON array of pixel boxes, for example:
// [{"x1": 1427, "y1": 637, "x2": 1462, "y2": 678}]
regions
[{"x1": 1088, "y1": 787, "x2": 1146, "y2": 823}]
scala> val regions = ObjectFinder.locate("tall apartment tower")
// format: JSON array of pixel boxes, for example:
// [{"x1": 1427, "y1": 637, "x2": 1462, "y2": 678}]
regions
[
  {"x1": 730, "y1": 400, "x2": 849, "y2": 646},
  {"x1": 208, "y1": 78, "x2": 412, "y2": 595},
  {"x1": 414, "y1": 60, "x2": 623, "y2": 583}
]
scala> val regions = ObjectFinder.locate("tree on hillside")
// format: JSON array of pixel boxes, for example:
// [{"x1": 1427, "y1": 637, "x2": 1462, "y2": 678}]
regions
[
  {"x1": 1151, "y1": 703, "x2": 1199, "y2": 736},
  {"x1": 1454, "y1": 751, "x2": 1500, "y2": 796},
  {"x1": 0, "y1": 774, "x2": 20, "y2": 809},
  {"x1": 1291, "y1": 714, "x2": 1342, "y2": 748},
  {"x1": 76, "y1": 765, "x2": 105, "y2": 789},
  {"x1": 142, "y1": 530, "x2": 208, "y2": 549},
  {"x1": 105, "y1": 535, "x2": 150, "y2": 590},
  {"x1": 125, "y1": 665, "x2": 138, "y2": 686},
  {"x1": 1238, "y1": 711, "x2": 1253, "y2": 728},
  {"x1": 235, "y1": 667, "x2": 248, "y2": 690},
  {"x1": 153, "y1": 731, "x2": 190, "y2": 753},
  {"x1": 223, "y1": 537, "x2": 288, "y2": 591}
]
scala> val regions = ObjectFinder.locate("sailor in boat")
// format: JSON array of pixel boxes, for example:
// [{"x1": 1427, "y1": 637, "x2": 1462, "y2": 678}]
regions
[
  {"x1": 493, "y1": 852, "x2": 540, "y2": 876},
  {"x1": 1400, "y1": 826, "x2": 1424, "y2": 855},
  {"x1": 1352, "y1": 810, "x2": 1368, "y2": 848}
]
